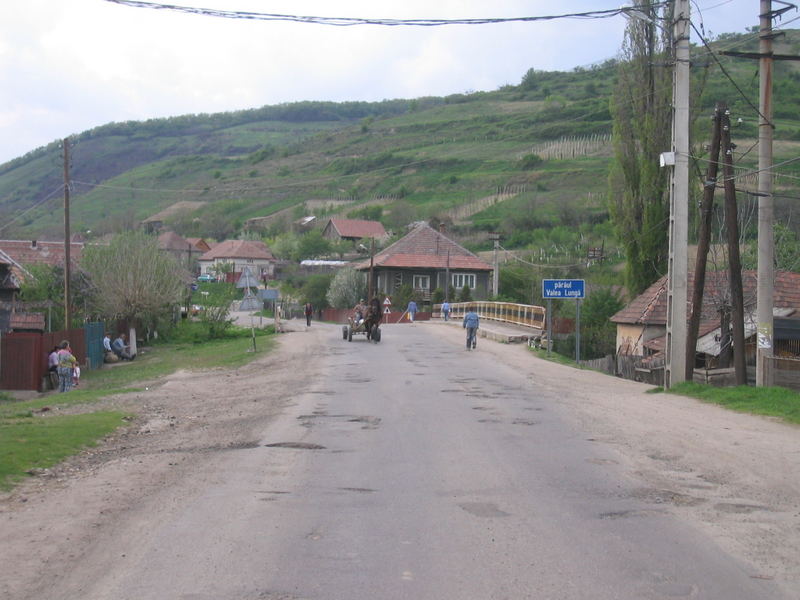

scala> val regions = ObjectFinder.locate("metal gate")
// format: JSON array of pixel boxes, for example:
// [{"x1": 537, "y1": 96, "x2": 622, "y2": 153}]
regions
[{"x1": 84, "y1": 322, "x2": 104, "y2": 369}]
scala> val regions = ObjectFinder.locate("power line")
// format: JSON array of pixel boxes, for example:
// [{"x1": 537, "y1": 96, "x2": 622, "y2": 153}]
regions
[
  {"x1": 103, "y1": 1, "x2": 669, "y2": 27},
  {"x1": 0, "y1": 183, "x2": 65, "y2": 235}
]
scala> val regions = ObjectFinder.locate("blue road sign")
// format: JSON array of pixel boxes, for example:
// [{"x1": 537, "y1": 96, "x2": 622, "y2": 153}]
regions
[{"x1": 542, "y1": 279, "x2": 585, "y2": 299}]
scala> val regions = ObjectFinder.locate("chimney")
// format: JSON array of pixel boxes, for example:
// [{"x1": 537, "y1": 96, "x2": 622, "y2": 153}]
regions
[
  {"x1": 31, "y1": 240, "x2": 37, "y2": 248},
  {"x1": 439, "y1": 223, "x2": 446, "y2": 234}
]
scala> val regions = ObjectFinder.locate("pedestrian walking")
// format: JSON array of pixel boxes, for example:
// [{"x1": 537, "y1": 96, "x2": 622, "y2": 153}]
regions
[
  {"x1": 441, "y1": 300, "x2": 451, "y2": 322},
  {"x1": 463, "y1": 309, "x2": 479, "y2": 350},
  {"x1": 304, "y1": 302, "x2": 313, "y2": 327},
  {"x1": 56, "y1": 340, "x2": 78, "y2": 392},
  {"x1": 407, "y1": 300, "x2": 418, "y2": 323}
]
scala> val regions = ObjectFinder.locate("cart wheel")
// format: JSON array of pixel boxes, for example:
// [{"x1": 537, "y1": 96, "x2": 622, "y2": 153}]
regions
[
  {"x1": 347, "y1": 326, "x2": 352, "y2": 342},
  {"x1": 342, "y1": 325, "x2": 348, "y2": 340},
  {"x1": 372, "y1": 326, "x2": 381, "y2": 343}
]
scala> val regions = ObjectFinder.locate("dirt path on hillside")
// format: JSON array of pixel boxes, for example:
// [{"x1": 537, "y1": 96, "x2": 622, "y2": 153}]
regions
[{"x1": 2, "y1": 320, "x2": 800, "y2": 597}]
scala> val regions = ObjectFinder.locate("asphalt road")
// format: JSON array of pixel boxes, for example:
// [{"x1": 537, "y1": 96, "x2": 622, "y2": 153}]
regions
[{"x1": 65, "y1": 322, "x2": 784, "y2": 600}]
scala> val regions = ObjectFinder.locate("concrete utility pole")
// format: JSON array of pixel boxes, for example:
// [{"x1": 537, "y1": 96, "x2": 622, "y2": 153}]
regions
[
  {"x1": 757, "y1": 0, "x2": 775, "y2": 386},
  {"x1": 665, "y1": 0, "x2": 690, "y2": 388},
  {"x1": 489, "y1": 232, "x2": 500, "y2": 297},
  {"x1": 63, "y1": 138, "x2": 72, "y2": 330}
]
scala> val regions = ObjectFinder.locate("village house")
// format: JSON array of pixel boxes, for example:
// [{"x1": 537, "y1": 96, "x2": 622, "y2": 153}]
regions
[
  {"x1": 157, "y1": 231, "x2": 204, "y2": 273},
  {"x1": 356, "y1": 223, "x2": 492, "y2": 302},
  {"x1": 322, "y1": 218, "x2": 388, "y2": 244},
  {"x1": 197, "y1": 239, "x2": 276, "y2": 282},
  {"x1": 611, "y1": 270, "x2": 800, "y2": 369}
]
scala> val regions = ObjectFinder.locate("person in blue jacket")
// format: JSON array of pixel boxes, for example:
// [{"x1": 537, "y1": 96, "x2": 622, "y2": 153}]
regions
[
  {"x1": 463, "y1": 309, "x2": 479, "y2": 350},
  {"x1": 407, "y1": 300, "x2": 418, "y2": 322}
]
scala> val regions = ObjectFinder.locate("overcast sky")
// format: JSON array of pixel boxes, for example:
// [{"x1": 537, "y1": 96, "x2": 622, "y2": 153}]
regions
[{"x1": 0, "y1": 1, "x2": 775, "y2": 165}]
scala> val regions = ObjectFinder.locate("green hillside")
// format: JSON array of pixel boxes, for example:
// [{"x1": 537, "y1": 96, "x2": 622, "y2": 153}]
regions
[{"x1": 3, "y1": 30, "x2": 800, "y2": 254}]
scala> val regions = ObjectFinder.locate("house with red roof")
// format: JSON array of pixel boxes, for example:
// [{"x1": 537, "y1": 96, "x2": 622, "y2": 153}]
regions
[
  {"x1": 0, "y1": 239, "x2": 84, "y2": 276},
  {"x1": 611, "y1": 270, "x2": 800, "y2": 367},
  {"x1": 322, "y1": 218, "x2": 388, "y2": 243},
  {"x1": 356, "y1": 223, "x2": 492, "y2": 301},
  {"x1": 198, "y1": 240, "x2": 276, "y2": 282}
]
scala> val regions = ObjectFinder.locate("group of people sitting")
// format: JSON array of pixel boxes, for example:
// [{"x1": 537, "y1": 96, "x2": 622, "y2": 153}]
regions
[{"x1": 103, "y1": 332, "x2": 135, "y2": 362}]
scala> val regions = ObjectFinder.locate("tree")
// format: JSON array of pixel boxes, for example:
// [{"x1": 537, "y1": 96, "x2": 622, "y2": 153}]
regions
[
  {"x1": 326, "y1": 268, "x2": 366, "y2": 308},
  {"x1": 302, "y1": 273, "x2": 333, "y2": 310},
  {"x1": 81, "y1": 231, "x2": 186, "y2": 353},
  {"x1": 458, "y1": 285, "x2": 472, "y2": 303},
  {"x1": 608, "y1": 1, "x2": 673, "y2": 296},
  {"x1": 297, "y1": 230, "x2": 332, "y2": 260}
]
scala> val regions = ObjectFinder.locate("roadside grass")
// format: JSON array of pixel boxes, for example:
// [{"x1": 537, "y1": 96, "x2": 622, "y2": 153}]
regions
[
  {"x1": 664, "y1": 381, "x2": 800, "y2": 425},
  {"x1": 0, "y1": 326, "x2": 276, "y2": 491},
  {"x1": 0, "y1": 412, "x2": 127, "y2": 491},
  {"x1": 529, "y1": 348, "x2": 800, "y2": 425}
]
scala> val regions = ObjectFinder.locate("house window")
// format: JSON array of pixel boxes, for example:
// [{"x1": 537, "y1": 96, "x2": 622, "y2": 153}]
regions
[
  {"x1": 413, "y1": 275, "x2": 430, "y2": 290},
  {"x1": 452, "y1": 273, "x2": 476, "y2": 289}
]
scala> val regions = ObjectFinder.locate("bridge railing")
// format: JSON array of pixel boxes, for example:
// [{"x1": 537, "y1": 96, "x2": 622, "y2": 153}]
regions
[{"x1": 434, "y1": 301, "x2": 546, "y2": 330}]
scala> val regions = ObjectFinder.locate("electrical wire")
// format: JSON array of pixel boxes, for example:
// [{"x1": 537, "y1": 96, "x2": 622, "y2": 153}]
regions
[
  {"x1": 103, "y1": 1, "x2": 669, "y2": 27},
  {"x1": 0, "y1": 183, "x2": 65, "y2": 235}
]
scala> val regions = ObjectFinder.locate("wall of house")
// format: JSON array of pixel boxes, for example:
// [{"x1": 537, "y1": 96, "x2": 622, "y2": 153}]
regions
[
  {"x1": 616, "y1": 323, "x2": 644, "y2": 355},
  {"x1": 373, "y1": 268, "x2": 491, "y2": 301}
]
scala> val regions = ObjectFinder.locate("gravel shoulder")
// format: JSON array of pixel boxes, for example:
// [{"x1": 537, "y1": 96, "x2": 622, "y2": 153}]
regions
[{"x1": 2, "y1": 319, "x2": 799, "y2": 597}]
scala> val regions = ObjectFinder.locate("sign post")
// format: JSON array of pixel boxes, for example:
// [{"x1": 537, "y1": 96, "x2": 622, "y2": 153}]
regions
[{"x1": 542, "y1": 279, "x2": 586, "y2": 363}]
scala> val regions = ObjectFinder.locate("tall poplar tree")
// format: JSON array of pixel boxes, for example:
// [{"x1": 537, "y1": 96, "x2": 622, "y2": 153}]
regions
[{"x1": 609, "y1": 2, "x2": 673, "y2": 296}]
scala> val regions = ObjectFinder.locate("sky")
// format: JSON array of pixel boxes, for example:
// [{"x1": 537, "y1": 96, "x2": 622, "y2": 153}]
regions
[{"x1": 0, "y1": 0, "x2": 777, "y2": 165}]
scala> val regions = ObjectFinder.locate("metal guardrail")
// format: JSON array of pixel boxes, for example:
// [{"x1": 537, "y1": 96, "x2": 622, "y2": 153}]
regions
[{"x1": 434, "y1": 301, "x2": 545, "y2": 330}]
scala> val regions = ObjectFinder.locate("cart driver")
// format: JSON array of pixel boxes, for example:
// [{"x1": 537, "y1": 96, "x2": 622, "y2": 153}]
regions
[{"x1": 352, "y1": 299, "x2": 366, "y2": 325}]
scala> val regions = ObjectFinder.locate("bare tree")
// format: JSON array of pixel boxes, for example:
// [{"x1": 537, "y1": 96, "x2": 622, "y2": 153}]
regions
[{"x1": 81, "y1": 231, "x2": 187, "y2": 353}]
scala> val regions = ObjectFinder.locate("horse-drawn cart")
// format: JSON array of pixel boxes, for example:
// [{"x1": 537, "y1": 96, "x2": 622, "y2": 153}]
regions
[{"x1": 342, "y1": 314, "x2": 382, "y2": 343}]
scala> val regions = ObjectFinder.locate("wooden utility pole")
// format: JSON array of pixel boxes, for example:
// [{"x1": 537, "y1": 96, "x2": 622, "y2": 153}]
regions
[
  {"x1": 665, "y1": 0, "x2": 690, "y2": 388},
  {"x1": 686, "y1": 102, "x2": 724, "y2": 377},
  {"x1": 721, "y1": 110, "x2": 747, "y2": 385},
  {"x1": 63, "y1": 138, "x2": 72, "y2": 330},
  {"x1": 368, "y1": 237, "x2": 375, "y2": 300}
]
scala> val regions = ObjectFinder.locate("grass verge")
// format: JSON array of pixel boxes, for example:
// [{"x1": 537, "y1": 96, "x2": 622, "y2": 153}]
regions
[
  {"x1": 0, "y1": 412, "x2": 127, "y2": 491},
  {"x1": 665, "y1": 381, "x2": 800, "y2": 425},
  {"x1": 0, "y1": 326, "x2": 276, "y2": 491}
]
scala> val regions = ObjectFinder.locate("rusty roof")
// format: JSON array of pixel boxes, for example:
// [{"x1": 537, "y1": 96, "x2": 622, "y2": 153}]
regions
[
  {"x1": 611, "y1": 270, "x2": 800, "y2": 326},
  {"x1": 199, "y1": 239, "x2": 275, "y2": 261},
  {"x1": 357, "y1": 223, "x2": 491, "y2": 271},
  {"x1": 10, "y1": 312, "x2": 45, "y2": 331},
  {"x1": 326, "y1": 218, "x2": 387, "y2": 239},
  {"x1": 0, "y1": 240, "x2": 83, "y2": 269}
]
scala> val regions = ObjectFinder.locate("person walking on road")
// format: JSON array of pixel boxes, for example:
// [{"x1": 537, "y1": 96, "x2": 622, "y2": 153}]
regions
[
  {"x1": 441, "y1": 300, "x2": 451, "y2": 322},
  {"x1": 304, "y1": 302, "x2": 313, "y2": 327},
  {"x1": 407, "y1": 300, "x2": 418, "y2": 323},
  {"x1": 463, "y1": 309, "x2": 479, "y2": 350}
]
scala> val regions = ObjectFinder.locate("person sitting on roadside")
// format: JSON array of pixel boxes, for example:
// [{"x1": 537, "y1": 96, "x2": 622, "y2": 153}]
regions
[{"x1": 112, "y1": 333, "x2": 135, "y2": 361}]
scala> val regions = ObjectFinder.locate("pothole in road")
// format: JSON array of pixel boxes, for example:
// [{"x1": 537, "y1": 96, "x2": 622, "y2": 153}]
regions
[
  {"x1": 459, "y1": 502, "x2": 510, "y2": 518},
  {"x1": 630, "y1": 488, "x2": 706, "y2": 507},
  {"x1": 264, "y1": 442, "x2": 326, "y2": 450},
  {"x1": 339, "y1": 487, "x2": 377, "y2": 493},
  {"x1": 348, "y1": 416, "x2": 381, "y2": 429},
  {"x1": 586, "y1": 458, "x2": 619, "y2": 466},
  {"x1": 599, "y1": 509, "x2": 667, "y2": 520},
  {"x1": 714, "y1": 502, "x2": 770, "y2": 514},
  {"x1": 512, "y1": 419, "x2": 540, "y2": 426}
]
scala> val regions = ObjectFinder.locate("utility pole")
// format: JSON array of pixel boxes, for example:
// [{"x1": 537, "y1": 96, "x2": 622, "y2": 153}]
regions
[
  {"x1": 63, "y1": 138, "x2": 72, "y2": 330},
  {"x1": 489, "y1": 232, "x2": 500, "y2": 297},
  {"x1": 686, "y1": 103, "x2": 724, "y2": 377},
  {"x1": 719, "y1": 1, "x2": 800, "y2": 384},
  {"x1": 757, "y1": 0, "x2": 776, "y2": 386},
  {"x1": 665, "y1": 0, "x2": 690, "y2": 388},
  {"x1": 721, "y1": 109, "x2": 747, "y2": 385}
]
